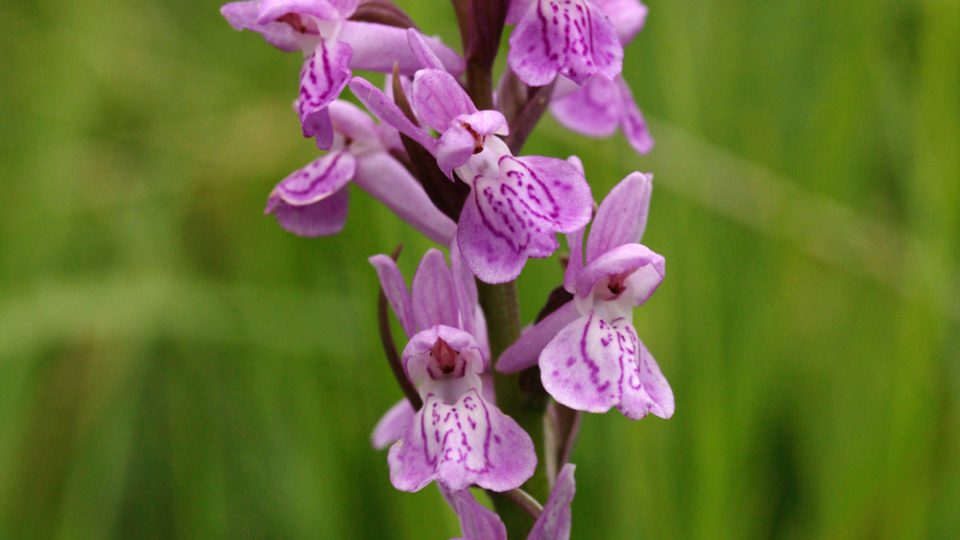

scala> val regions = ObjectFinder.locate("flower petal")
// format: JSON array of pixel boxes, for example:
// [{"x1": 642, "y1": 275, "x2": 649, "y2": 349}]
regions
[
  {"x1": 272, "y1": 151, "x2": 357, "y2": 206},
  {"x1": 592, "y1": 0, "x2": 648, "y2": 43},
  {"x1": 368, "y1": 253, "x2": 415, "y2": 336},
  {"x1": 440, "y1": 487, "x2": 507, "y2": 540},
  {"x1": 298, "y1": 39, "x2": 352, "y2": 148},
  {"x1": 349, "y1": 77, "x2": 438, "y2": 154},
  {"x1": 457, "y1": 155, "x2": 592, "y2": 283},
  {"x1": 575, "y1": 243, "x2": 664, "y2": 302},
  {"x1": 339, "y1": 22, "x2": 465, "y2": 75},
  {"x1": 539, "y1": 311, "x2": 628, "y2": 414},
  {"x1": 256, "y1": 0, "x2": 342, "y2": 24},
  {"x1": 265, "y1": 187, "x2": 349, "y2": 237},
  {"x1": 496, "y1": 300, "x2": 579, "y2": 373},
  {"x1": 506, "y1": 0, "x2": 536, "y2": 24},
  {"x1": 371, "y1": 399, "x2": 415, "y2": 450},
  {"x1": 450, "y1": 242, "x2": 480, "y2": 339},
  {"x1": 529, "y1": 464, "x2": 577, "y2": 540},
  {"x1": 328, "y1": 99, "x2": 380, "y2": 145},
  {"x1": 411, "y1": 69, "x2": 477, "y2": 133},
  {"x1": 585, "y1": 172, "x2": 652, "y2": 263},
  {"x1": 616, "y1": 77, "x2": 654, "y2": 154},
  {"x1": 352, "y1": 152, "x2": 456, "y2": 244},
  {"x1": 616, "y1": 339, "x2": 674, "y2": 419},
  {"x1": 406, "y1": 28, "x2": 445, "y2": 70},
  {"x1": 550, "y1": 75, "x2": 621, "y2": 137},
  {"x1": 437, "y1": 126, "x2": 477, "y2": 178},
  {"x1": 412, "y1": 249, "x2": 460, "y2": 332},
  {"x1": 388, "y1": 389, "x2": 537, "y2": 492},
  {"x1": 508, "y1": 0, "x2": 623, "y2": 86},
  {"x1": 221, "y1": 1, "x2": 303, "y2": 52}
]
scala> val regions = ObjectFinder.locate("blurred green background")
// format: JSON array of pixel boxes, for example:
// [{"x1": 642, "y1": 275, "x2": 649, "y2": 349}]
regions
[{"x1": 2, "y1": 0, "x2": 958, "y2": 538}]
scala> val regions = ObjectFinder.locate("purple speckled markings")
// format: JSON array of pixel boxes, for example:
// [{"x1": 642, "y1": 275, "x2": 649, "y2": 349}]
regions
[
  {"x1": 497, "y1": 172, "x2": 674, "y2": 420},
  {"x1": 507, "y1": 0, "x2": 623, "y2": 86},
  {"x1": 369, "y1": 250, "x2": 537, "y2": 492}
]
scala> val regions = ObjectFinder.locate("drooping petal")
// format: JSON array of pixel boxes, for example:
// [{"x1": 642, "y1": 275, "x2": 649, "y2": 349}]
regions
[
  {"x1": 221, "y1": 1, "x2": 303, "y2": 52},
  {"x1": 440, "y1": 487, "x2": 507, "y2": 540},
  {"x1": 411, "y1": 69, "x2": 477, "y2": 133},
  {"x1": 271, "y1": 151, "x2": 357, "y2": 206},
  {"x1": 616, "y1": 339, "x2": 674, "y2": 419},
  {"x1": 352, "y1": 152, "x2": 456, "y2": 244},
  {"x1": 592, "y1": 0, "x2": 648, "y2": 43},
  {"x1": 616, "y1": 77, "x2": 654, "y2": 154},
  {"x1": 497, "y1": 300, "x2": 579, "y2": 373},
  {"x1": 349, "y1": 77, "x2": 438, "y2": 154},
  {"x1": 412, "y1": 249, "x2": 460, "y2": 332},
  {"x1": 457, "y1": 155, "x2": 593, "y2": 283},
  {"x1": 265, "y1": 187, "x2": 349, "y2": 237},
  {"x1": 460, "y1": 110, "x2": 510, "y2": 137},
  {"x1": 508, "y1": 0, "x2": 623, "y2": 86},
  {"x1": 371, "y1": 399, "x2": 416, "y2": 449},
  {"x1": 585, "y1": 172, "x2": 652, "y2": 262},
  {"x1": 369, "y1": 253, "x2": 415, "y2": 336},
  {"x1": 539, "y1": 311, "x2": 630, "y2": 414},
  {"x1": 298, "y1": 39, "x2": 353, "y2": 148},
  {"x1": 574, "y1": 243, "x2": 664, "y2": 303},
  {"x1": 529, "y1": 464, "x2": 577, "y2": 540},
  {"x1": 550, "y1": 75, "x2": 621, "y2": 137},
  {"x1": 339, "y1": 22, "x2": 465, "y2": 75},
  {"x1": 388, "y1": 389, "x2": 537, "y2": 492}
]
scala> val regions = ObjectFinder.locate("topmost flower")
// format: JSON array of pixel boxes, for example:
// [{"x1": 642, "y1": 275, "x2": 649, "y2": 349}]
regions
[
  {"x1": 507, "y1": 0, "x2": 624, "y2": 86},
  {"x1": 221, "y1": 0, "x2": 463, "y2": 148}
]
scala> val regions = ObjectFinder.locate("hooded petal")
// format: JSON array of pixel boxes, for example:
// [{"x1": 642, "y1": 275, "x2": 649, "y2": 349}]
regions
[
  {"x1": 221, "y1": 1, "x2": 303, "y2": 52},
  {"x1": 529, "y1": 464, "x2": 577, "y2": 540},
  {"x1": 497, "y1": 300, "x2": 579, "y2": 373},
  {"x1": 411, "y1": 69, "x2": 477, "y2": 133},
  {"x1": 437, "y1": 126, "x2": 478, "y2": 178},
  {"x1": 403, "y1": 325, "x2": 484, "y2": 387},
  {"x1": 616, "y1": 339, "x2": 674, "y2": 419},
  {"x1": 440, "y1": 488, "x2": 507, "y2": 540},
  {"x1": 352, "y1": 151, "x2": 457, "y2": 244},
  {"x1": 349, "y1": 77, "x2": 438, "y2": 154},
  {"x1": 272, "y1": 151, "x2": 356, "y2": 206},
  {"x1": 508, "y1": 0, "x2": 623, "y2": 86},
  {"x1": 256, "y1": 0, "x2": 343, "y2": 23},
  {"x1": 388, "y1": 389, "x2": 536, "y2": 492},
  {"x1": 412, "y1": 249, "x2": 460, "y2": 332},
  {"x1": 616, "y1": 77, "x2": 654, "y2": 154},
  {"x1": 372, "y1": 399, "x2": 416, "y2": 450},
  {"x1": 539, "y1": 311, "x2": 631, "y2": 414},
  {"x1": 369, "y1": 253, "x2": 415, "y2": 336},
  {"x1": 265, "y1": 187, "x2": 349, "y2": 237},
  {"x1": 550, "y1": 75, "x2": 621, "y2": 137},
  {"x1": 457, "y1": 155, "x2": 592, "y2": 283},
  {"x1": 298, "y1": 39, "x2": 352, "y2": 148},
  {"x1": 585, "y1": 172, "x2": 652, "y2": 262},
  {"x1": 592, "y1": 0, "x2": 648, "y2": 43},
  {"x1": 574, "y1": 243, "x2": 664, "y2": 303},
  {"x1": 339, "y1": 22, "x2": 465, "y2": 75}
]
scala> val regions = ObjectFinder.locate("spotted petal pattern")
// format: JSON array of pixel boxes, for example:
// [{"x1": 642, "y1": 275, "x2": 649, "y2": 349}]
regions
[
  {"x1": 298, "y1": 39, "x2": 352, "y2": 148},
  {"x1": 508, "y1": 0, "x2": 623, "y2": 86},
  {"x1": 458, "y1": 156, "x2": 592, "y2": 283},
  {"x1": 388, "y1": 389, "x2": 536, "y2": 492}
]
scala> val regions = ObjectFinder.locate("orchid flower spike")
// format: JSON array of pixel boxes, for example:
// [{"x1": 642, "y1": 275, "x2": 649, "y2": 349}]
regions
[
  {"x1": 264, "y1": 100, "x2": 456, "y2": 242},
  {"x1": 506, "y1": 0, "x2": 623, "y2": 86},
  {"x1": 350, "y1": 30, "x2": 593, "y2": 283},
  {"x1": 548, "y1": 0, "x2": 654, "y2": 154},
  {"x1": 221, "y1": 0, "x2": 463, "y2": 148},
  {"x1": 498, "y1": 173, "x2": 674, "y2": 420},
  {"x1": 369, "y1": 248, "x2": 536, "y2": 492},
  {"x1": 442, "y1": 464, "x2": 578, "y2": 540}
]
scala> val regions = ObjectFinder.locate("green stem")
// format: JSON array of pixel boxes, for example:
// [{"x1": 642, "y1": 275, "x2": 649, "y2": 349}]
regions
[{"x1": 477, "y1": 281, "x2": 549, "y2": 536}]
